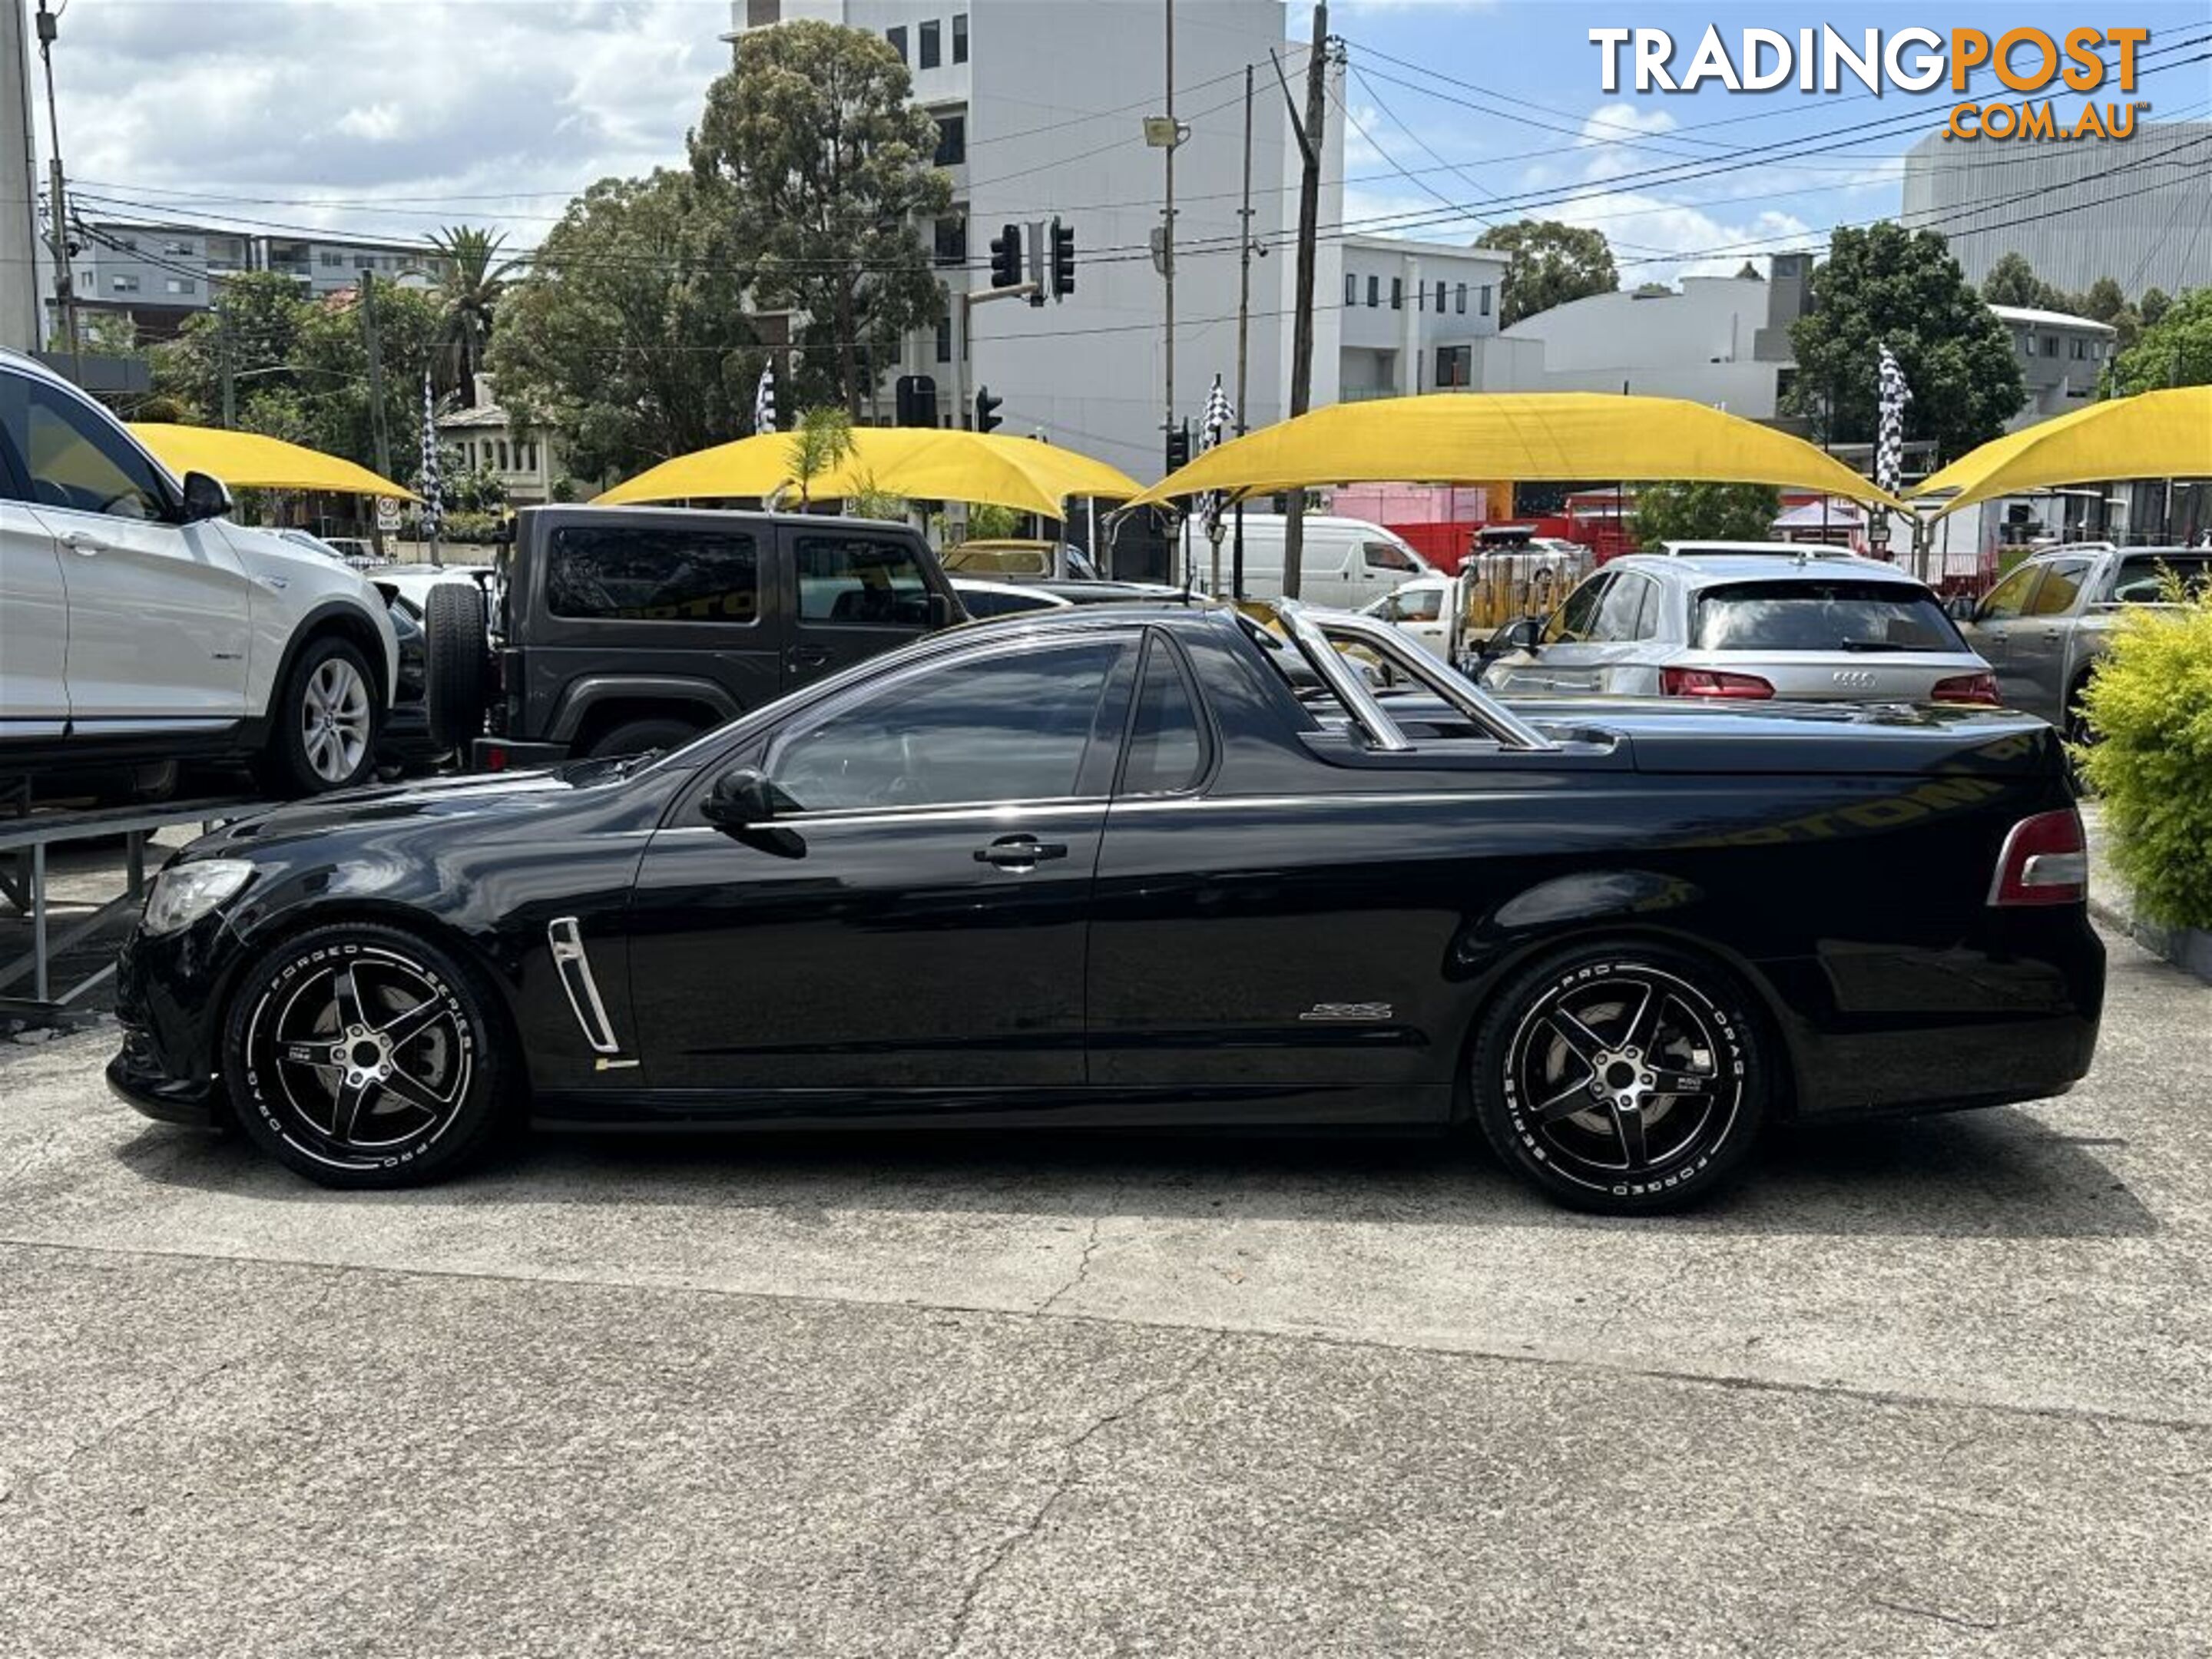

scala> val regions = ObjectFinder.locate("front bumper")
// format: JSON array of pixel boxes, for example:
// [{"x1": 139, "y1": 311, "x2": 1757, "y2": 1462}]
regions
[
  {"x1": 106, "y1": 1044, "x2": 222, "y2": 1128},
  {"x1": 109, "y1": 913, "x2": 240, "y2": 1130}
]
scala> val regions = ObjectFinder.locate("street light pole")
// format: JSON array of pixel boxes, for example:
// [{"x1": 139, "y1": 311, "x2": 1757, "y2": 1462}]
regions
[
  {"x1": 31, "y1": 0, "x2": 77, "y2": 377},
  {"x1": 1233, "y1": 63, "x2": 1253, "y2": 598},
  {"x1": 1163, "y1": 0, "x2": 1175, "y2": 475}
]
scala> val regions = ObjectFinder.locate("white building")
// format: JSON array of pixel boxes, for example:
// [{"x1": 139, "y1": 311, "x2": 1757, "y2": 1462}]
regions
[
  {"x1": 1337, "y1": 235, "x2": 1509, "y2": 400},
  {"x1": 436, "y1": 375, "x2": 561, "y2": 508},
  {"x1": 726, "y1": 0, "x2": 1341, "y2": 482},
  {"x1": 1988, "y1": 304, "x2": 2119, "y2": 430}
]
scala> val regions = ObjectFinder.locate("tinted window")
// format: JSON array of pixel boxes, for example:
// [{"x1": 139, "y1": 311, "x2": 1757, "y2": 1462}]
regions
[
  {"x1": 957, "y1": 585, "x2": 1058, "y2": 618},
  {"x1": 796, "y1": 533, "x2": 929, "y2": 627},
  {"x1": 1978, "y1": 564, "x2": 2041, "y2": 621},
  {"x1": 1544, "y1": 573, "x2": 1610, "y2": 644},
  {"x1": 1694, "y1": 581, "x2": 1963, "y2": 651},
  {"x1": 886, "y1": 25, "x2": 906, "y2": 60},
  {"x1": 934, "y1": 114, "x2": 965, "y2": 165},
  {"x1": 1363, "y1": 540, "x2": 1419, "y2": 574},
  {"x1": 952, "y1": 13, "x2": 968, "y2": 61},
  {"x1": 1121, "y1": 638, "x2": 1204, "y2": 795},
  {"x1": 547, "y1": 526, "x2": 757, "y2": 623},
  {"x1": 2027, "y1": 558, "x2": 2092, "y2": 616},
  {"x1": 919, "y1": 18, "x2": 940, "y2": 67},
  {"x1": 768, "y1": 641, "x2": 1124, "y2": 813},
  {"x1": 22, "y1": 380, "x2": 168, "y2": 520},
  {"x1": 2108, "y1": 553, "x2": 2212, "y2": 604},
  {"x1": 1590, "y1": 571, "x2": 1651, "y2": 642}
]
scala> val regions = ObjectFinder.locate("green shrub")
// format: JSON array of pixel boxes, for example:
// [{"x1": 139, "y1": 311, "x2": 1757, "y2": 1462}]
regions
[{"x1": 2079, "y1": 581, "x2": 2212, "y2": 930}]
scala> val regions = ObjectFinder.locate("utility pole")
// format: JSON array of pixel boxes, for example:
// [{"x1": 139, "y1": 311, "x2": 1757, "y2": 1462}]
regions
[
  {"x1": 1162, "y1": 0, "x2": 1176, "y2": 482},
  {"x1": 218, "y1": 299, "x2": 235, "y2": 428},
  {"x1": 1281, "y1": 3, "x2": 1329, "y2": 599},
  {"x1": 359, "y1": 268, "x2": 390, "y2": 557},
  {"x1": 1233, "y1": 63, "x2": 1254, "y2": 598},
  {"x1": 31, "y1": 0, "x2": 76, "y2": 376}
]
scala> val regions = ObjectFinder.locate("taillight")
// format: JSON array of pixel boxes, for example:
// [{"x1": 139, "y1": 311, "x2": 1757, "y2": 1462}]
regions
[
  {"x1": 1661, "y1": 667, "x2": 1774, "y2": 700},
  {"x1": 1988, "y1": 808, "x2": 2087, "y2": 906},
  {"x1": 1932, "y1": 671, "x2": 2002, "y2": 706}
]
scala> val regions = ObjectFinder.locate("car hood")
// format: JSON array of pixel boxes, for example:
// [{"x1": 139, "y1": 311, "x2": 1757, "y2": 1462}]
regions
[{"x1": 198, "y1": 768, "x2": 602, "y2": 855}]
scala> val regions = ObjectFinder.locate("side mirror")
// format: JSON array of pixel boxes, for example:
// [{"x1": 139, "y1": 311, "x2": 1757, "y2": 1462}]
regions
[
  {"x1": 180, "y1": 470, "x2": 233, "y2": 523},
  {"x1": 702, "y1": 765, "x2": 777, "y2": 829},
  {"x1": 1945, "y1": 594, "x2": 1978, "y2": 622},
  {"x1": 1506, "y1": 614, "x2": 1546, "y2": 653},
  {"x1": 928, "y1": 590, "x2": 955, "y2": 628}
]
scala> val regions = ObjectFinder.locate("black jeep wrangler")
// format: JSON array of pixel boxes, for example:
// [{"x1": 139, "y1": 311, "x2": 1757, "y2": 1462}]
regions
[{"x1": 421, "y1": 506, "x2": 967, "y2": 769}]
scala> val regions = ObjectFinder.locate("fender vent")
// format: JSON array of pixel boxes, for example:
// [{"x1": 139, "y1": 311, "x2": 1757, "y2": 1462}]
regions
[{"x1": 548, "y1": 916, "x2": 622, "y2": 1055}]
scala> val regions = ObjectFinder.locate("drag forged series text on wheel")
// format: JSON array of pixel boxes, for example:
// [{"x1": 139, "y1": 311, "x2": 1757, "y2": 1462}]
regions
[
  {"x1": 1470, "y1": 945, "x2": 1766, "y2": 1214},
  {"x1": 223, "y1": 924, "x2": 509, "y2": 1189}
]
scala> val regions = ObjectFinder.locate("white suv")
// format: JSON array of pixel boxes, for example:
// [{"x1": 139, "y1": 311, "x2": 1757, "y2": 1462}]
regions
[{"x1": 1, "y1": 350, "x2": 398, "y2": 797}]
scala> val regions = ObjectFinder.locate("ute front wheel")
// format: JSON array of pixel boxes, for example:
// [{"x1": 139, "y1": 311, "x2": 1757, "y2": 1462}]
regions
[{"x1": 1469, "y1": 943, "x2": 1768, "y2": 1214}]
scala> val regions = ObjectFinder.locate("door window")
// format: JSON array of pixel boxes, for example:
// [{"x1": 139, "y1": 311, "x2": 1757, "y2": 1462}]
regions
[
  {"x1": 1589, "y1": 571, "x2": 1652, "y2": 641},
  {"x1": 1363, "y1": 540, "x2": 1419, "y2": 574},
  {"x1": 1977, "y1": 565, "x2": 2043, "y2": 621},
  {"x1": 22, "y1": 380, "x2": 169, "y2": 520},
  {"x1": 1393, "y1": 586, "x2": 1443, "y2": 622},
  {"x1": 1543, "y1": 573, "x2": 1611, "y2": 644},
  {"x1": 795, "y1": 532, "x2": 930, "y2": 628},
  {"x1": 1119, "y1": 637, "x2": 1206, "y2": 795},
  {"x1": 546, "y1": 525, "x2": 759, "y2": 622},
  {"x1": 767, "y1": 640, "x2": 1126, "y2": 813},
  {"x1": 2026, "y1": 558, "x2": 2092, "y2": 616}
]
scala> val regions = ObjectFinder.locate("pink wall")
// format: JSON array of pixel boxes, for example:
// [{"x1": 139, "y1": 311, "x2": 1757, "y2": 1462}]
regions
[{"x1": 1330, "y1": 484, "x2": 1492, "y2": 525}]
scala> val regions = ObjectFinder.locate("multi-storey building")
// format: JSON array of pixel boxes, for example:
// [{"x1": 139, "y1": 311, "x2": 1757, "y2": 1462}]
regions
[{"x1": 1337, "y1": 236, "x2": 1510, "y2": 400}]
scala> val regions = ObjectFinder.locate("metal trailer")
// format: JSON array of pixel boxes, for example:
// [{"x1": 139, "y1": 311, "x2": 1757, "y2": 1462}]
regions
[{"x1": 0, "y1": 795, "x2": 267, "y2": 1030}]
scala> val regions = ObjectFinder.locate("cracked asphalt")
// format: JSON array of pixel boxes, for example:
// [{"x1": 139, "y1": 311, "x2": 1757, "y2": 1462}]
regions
[{"x1": 4, "y1": 920, "x2": 2210, "y2": 1657}]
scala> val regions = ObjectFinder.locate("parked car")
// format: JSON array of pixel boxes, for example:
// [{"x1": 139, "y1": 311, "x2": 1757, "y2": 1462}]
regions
[
  {"x1": 434, "y1": 505, "x2": 965, "y2": 770},
  {"x1": 322, "y1": 536, "x2": 384, "y2": 570},
  {"x1": 1480, "y1": 552, "x2": 1998, "y2": 706},
  {"x1": 1953, "y1": 545, "x2": 2212, "y2": 741},
  {"x1": 949, "y1": 576, "x2": 1073, "y2": 619},
  {"x1": 0, "y1": 348, "x2": 399, "y2": 797},
  {"x1": 1208, "y1": 512, "x2": 1436, "y2": 610},
  {"x1": 1650, "y1": 540, "x2": 1862, "y2": 560},
  {"x1": 941, "y1": 539, "x2": 1101, "y2": 582},
  {"x1": 110, "y1": 601, "x2": 2101, "y2": 1215},
  {"x1": 1361, "y1": 575, "x2": 1452, "y2": 660}
]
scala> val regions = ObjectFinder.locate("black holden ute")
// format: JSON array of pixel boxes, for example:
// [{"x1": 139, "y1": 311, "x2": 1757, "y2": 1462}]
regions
[{"x1": 109, "y1": 601, "x2": 2104, "y2": 1215}]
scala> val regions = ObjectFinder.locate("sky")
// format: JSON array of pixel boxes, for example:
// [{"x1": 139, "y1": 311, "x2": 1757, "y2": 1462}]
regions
[{"x1": 31, "y1": 0, "x2": 2212, "y2": 282}]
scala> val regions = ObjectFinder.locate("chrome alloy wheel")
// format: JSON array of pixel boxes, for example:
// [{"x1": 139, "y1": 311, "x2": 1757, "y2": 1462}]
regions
[
  {"x1": 243, "y1": 945, "x2": 474, "y2": 1161},
  {"x1": 300, "y1": 656, "x2": 372, "y2": 783},
  {"x1": 1499, "y1": 962, "x2": 1744, "y2": 1195}
]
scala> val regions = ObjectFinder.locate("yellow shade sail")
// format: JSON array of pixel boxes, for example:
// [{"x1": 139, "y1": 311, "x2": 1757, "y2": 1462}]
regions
[
  {"x1": 128, "y1": 423, "x2": 419, "y2": 501},
  {"x1": 594, "y1": 427, "x2": 1141, "y2": 517},
  {"x1": 1909, "y1": 387, "x2": 2212, "y2": 518},
  {"x1": 1121, "y1": 392, "x2": 1906, "y2": 510}
]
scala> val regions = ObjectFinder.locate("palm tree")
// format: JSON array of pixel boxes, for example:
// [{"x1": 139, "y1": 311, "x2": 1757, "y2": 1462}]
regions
[
  {"x1": 784, "y1": 406, "x2": 855, "y2": 508},
  {"x1": 428, "y1": 225, "x2": 518, "y2": 402}
]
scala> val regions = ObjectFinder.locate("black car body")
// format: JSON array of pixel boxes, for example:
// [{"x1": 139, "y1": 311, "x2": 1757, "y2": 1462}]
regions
[
  {"x1": 111, "y1": 603, "x2": 2103, "y2": 1213},
  {"x1": 465, "y1": 505, "x2": 963, "y2": 769}
]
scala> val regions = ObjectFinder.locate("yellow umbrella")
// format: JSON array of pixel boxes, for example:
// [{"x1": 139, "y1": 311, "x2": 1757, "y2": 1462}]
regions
[
  {"x1": 128, "y1": 423, "x2": 420, "y2": 500},
  {"x1": 1909, "y1": 386, "x2": 2212, "y2": 518},
  {"x1": 595, "y1": 426, "x2": 1141, "y2": 516},
  {"x1": 1120, "y1": 392, "x2": 1906, "y2": 510}
]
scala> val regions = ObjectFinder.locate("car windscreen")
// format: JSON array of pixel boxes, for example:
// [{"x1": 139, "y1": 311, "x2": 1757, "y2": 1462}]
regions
[
  {"x1": 1692, "y1": 580, "x2": 1965, "y2": 653},
  {"x1": 2108, "y1": 554, "x2": 2212, "y2": 604}
]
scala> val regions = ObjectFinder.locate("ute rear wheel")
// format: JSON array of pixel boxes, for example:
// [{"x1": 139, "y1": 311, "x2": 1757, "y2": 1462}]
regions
[
  {"x1": 222, "y1": 922, "x2": 512, "y2": 1189},
  {"x1": 1469, "y1": 942, "x2": 1768, "y2": 1214}
]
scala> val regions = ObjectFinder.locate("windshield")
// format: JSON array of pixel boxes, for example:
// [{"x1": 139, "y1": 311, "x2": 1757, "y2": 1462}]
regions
[
  {"x1": 943, "y1": 545, "x2": 1048, "y2": 576},
  {"x1": 1694, "y1": 580, "x2": 1965, "y2": 652}
]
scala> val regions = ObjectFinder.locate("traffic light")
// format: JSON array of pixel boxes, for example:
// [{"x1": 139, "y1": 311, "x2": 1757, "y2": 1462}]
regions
[
  {"x1": 1164, "y1": 422, "x2": 1191, "y2": 472},
  {"x1": 1049, "y1": 217, "x2": 1075, "y2": 300},
  {"x1": 975, "y1": 386, "x2": 1004, "y2": 434},
  {"x1": 988, "y1": 223, "x2": 1022, "y2": 290},
  {"x1": 895, "y1": 373, "x2": 938, "y2": 427}
]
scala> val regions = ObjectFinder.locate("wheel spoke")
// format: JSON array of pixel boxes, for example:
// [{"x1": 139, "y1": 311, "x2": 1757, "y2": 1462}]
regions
[
  {"x1": 333, "y1": 968, "x2": 367, "y2": 1031},
  {"x1": 380, "y1": 1059, "x2": 457, "y2": 1116},
  {"x1": 1612, "y1": 1103, "x2": 1649, "y2": 1169},
  {"x1": 1543, "y1": 1011, "x2": 1605, "y2": 1068},
  {"x1": 1621, "y1": 980, "x2": 1664, "y2": 1055},
  {"x1": 1530, "y1": 1074, "x2": 1601, "y2": 1124},
  {"x1": 373, "y1": 994, "x2": 444, "y2": 1048},
  {"x1": 330, "y1": 1075, "x2": 373, "y2": 1141}
]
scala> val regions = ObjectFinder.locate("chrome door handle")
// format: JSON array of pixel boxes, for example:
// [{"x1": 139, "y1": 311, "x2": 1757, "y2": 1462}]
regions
[
  {"x1": 975, "y1": 836, "x2": 1068, "y2": 868},
  {"x1": 59, "y1": 530, "x2": 105, "y2": 556}
]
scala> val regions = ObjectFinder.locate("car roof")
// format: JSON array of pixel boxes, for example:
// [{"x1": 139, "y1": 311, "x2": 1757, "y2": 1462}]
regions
[
  {"x1": 1657, "y1": 540, "x2": 1862, "y2": 558},
  {"x1": 1607, "y1": 551, "x2": 1932, "y2": 588}
]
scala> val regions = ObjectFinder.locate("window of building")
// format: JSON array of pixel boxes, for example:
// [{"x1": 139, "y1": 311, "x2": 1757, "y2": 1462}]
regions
[
  {"x1": 952, "y1": 12, "x2": 968, "y2": 62},
  {"x1": 935, "y1": 316, "x2": 953, "y2": 364},
  {"x1": 2043, "y1": 335, "x2": 2060, "y2": 356},
  {"x1": 111, "y1": 274, "x2": 140, "y2": 293},
  {"x1": 320, "y1": 251, "x2": 344, "y2": 268},
  {"x1": 498, "y1": 440, "x2": 511, "y2": 470},
  {"x1": 1434, "y1": 280, "x2": 1446, "y2": 313},
  {"x1": 548, "y1": 525, "x2": 759, "y2": 624},
  {"x1": 919, "y1": 18, "x2": 941, "y2": 68},
  {"x1": 886, "y1": 24, "x2": 907, "y2": 62},
  {"x1": 1435, "y1": 343, "x2": 1471, "y2": 388},
  {"x1": 2070, "y1": 337, "x2": 2087, "y2": 359},
  {"x1": 934, "y1": 113, "x2": 965, "y2": 166},
  {"x1": 747, "y1": 0, "x2": 780, "y2": 25},
  {"x1": 934, "y1": 214, "x2": 967, "y2": 267},
  {"x1": 164, "y1": 277, "x2": 196, "y2": 296},
  {"x1": 1344, "y1": 272, "x2": 1357, "y2": 306},
  {"x1": 161, "y1": 239, "x2": 194, "y2": 257},
  {"x1": 1455, "y1": 283, "x2": 1467, "y2": 314},
  {"x1": 1366, "y1": 274, "x2": 1379, "y2": 308},
  {"x1": 1480, "y1": 285, "x2": 1492, "y2": 316},
  {"x1": 1390, "y1": 277, "x2": 1403, "y2": 310}
]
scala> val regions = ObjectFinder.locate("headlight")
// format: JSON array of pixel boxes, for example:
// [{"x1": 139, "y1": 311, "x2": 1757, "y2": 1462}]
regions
[{"x1": 142, "y1": 860, "x2": 254, "y2": 936}]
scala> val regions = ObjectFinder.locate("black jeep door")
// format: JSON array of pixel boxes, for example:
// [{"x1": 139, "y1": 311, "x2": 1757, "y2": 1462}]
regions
[
  {"x1": 626, "y1": 631, "x2": 1138, "y2": 1098},
  {"x1": 781, "y1": 525, "x2": 939, "y2": 689}
]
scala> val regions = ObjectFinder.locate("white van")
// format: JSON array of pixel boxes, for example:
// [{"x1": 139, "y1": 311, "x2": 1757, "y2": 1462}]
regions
[{"x1": 1207, "y1": 514, "x2": 1435, "y2": 610}]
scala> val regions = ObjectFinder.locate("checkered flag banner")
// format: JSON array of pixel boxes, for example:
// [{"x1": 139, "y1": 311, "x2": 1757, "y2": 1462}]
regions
[
  {"x1": 753, "y1": 359, "x2": 777, "y2": 435},
  {"x1": 1876, "y1": 343, "x2": 1911, "y2": 498},
  {"x1": 417, "y1": 373, "x2": 443, "y2": 541},
  {"x1": 1197, "y1": 374, "x2": 1236, "y2": 541}
]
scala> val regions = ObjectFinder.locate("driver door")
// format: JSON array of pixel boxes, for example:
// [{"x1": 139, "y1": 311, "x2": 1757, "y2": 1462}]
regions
[{"x1": 625, "y1": 632, "x2": 1139, "y2": 1097}]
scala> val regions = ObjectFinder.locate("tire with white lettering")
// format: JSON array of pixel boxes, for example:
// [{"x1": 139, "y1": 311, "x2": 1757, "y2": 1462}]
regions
[
  {"x1": 1469, "y1": 942, "x2": 1767, "y2": 1214},
  {"x1": 222, "y1": 922, "x2": 512, "y2": 1190}
]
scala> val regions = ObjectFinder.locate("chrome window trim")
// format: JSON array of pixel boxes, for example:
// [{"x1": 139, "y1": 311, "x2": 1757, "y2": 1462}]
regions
[{"x1": 1278, "y1": 601, "x2": 1558, "y2": 754}]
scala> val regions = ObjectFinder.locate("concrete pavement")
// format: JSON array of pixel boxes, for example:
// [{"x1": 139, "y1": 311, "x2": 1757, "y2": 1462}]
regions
[{"x1": 3, "y1": 921, "x2": 2209, "y2": 1656}]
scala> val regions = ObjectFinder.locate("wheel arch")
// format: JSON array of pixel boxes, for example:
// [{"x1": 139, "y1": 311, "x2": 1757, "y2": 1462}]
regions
[{"x1": 266, "y1": 600, "x2": 399, "y2": 715}]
